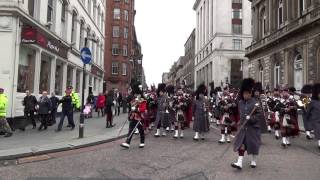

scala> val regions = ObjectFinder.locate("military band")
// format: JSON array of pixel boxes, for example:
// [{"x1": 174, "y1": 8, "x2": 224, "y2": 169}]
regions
[{"x1": 120, "y1": 79, "x2": 320, "y2": 169}]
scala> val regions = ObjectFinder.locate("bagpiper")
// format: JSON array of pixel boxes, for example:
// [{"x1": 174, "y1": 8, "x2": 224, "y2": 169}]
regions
[
  {"x1": 154, "y1": 83, "x2": 170, "y2": 137},
  {"x1": 173, "y1": 87, "x2": 188, "y2": 138},
  {"x1": 193, "y1": 84, "x2": 210, "y2": 140},
  {"x1": 232, "y1": 78, "x2": 263, "y2": 170},
  {"x1": 268, "y1": 88, "x2": 284, "y2": 139},
  {"x1": 306, "y1": 83, "x2": 320, "y2": 150},
  {"x1": 166, "y1": 85, "x2": 176, "y2": 132},
  {"x1": 145, "y1": 86, "x2": 157, "y2": 130},
  {"x1": 120, "y1": 82, "x2": 147, "y2": 149},
  {"x1": 299, "y1": 84, "x2": 313, "y2": 139},
  {"x1": 253, "y1": 82, "x2": 268, "y2": 134}
]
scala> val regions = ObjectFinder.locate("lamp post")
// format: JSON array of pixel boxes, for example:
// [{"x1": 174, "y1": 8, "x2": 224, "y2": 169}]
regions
[{"x1": 79, "y1": 36, "x2": 96, "y2": 139}]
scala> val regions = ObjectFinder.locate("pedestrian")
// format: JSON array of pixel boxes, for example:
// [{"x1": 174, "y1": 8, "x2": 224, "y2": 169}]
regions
[
  {"x1": 96, "y1": 93, "x2": 106, "y2": 117},
  {"x1": 105, "y1": 91, "x2": 114, "y2": 128},
  {"x1": 56, "y1": 89, "x2": 75, "y2": 131},
  {"x1": 192, "y1": 84, "x2": 210, "y2": 140},
  {"x1": 49, "y1": 92, "x2": 60, "y2": 126},
  {"x1": 154, "y1": 83, "x2": 169, "y2": 137},
  {"x1": 121, "y1": 82, "x2": 147, "y2": 149},
  {"x1": 23, "y1": 90, "x2": 38, "y2": 129},
  {"x1": 67, "y1": 86, "x2": 80, "y2": 111},
  {"x1": 0, "y1": 88, "x2": 12, "y2": 137},
  {"x1": 38, "y1": 91, "x2": 52, "y2": 131},
  {"x1": 232, "y1": 78, "x2": 263, "y2": 170},
  {"x1": 114, "y1": 89, "x2": 121, "y2": 116},
  {"x1": 306, "y1": 83, "x2": 320, "y2": 150}
]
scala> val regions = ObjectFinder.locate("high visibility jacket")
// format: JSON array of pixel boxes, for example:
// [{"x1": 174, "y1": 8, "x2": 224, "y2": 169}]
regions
[
  {"x1": 71, "y1": 91, "x2": 80, "y2": 109},
  {"x1": 0, "y1": 94, "x2": 8, "y2": 117}
]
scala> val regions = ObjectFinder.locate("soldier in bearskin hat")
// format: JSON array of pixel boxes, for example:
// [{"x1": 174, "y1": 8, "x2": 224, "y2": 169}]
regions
[
  {"x1": 232, "y1": 78, "x2": 263, "y2": 170},
  {"x1": 306, "y1": 83, "x2": 320, "y2": 150},
  {"x1": 154, "y1": 83, "x2": 170, "y2": 137},
  {"x1": 165, "y1": 85, "x2": 176, "y2": 132},
  {"x1": 120, "y1": 82, "x2": 147, "y2": 149},
  {"x1": 192, "y1": 84, "x2": 210, "y2": 140},
  {"x1": 253, "y1": 82, "x2": 268, "y2": 134},
  {"x1": 300, "y1": 84, "x2": 313, "y2": 139}
]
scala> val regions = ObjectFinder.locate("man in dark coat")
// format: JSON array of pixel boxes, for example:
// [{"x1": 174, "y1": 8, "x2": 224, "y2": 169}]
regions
[
  {"x1": 253, "y1": 82, "x2": 268, "y2": 134},
  {"x1": 300, "y1": 84, "x2": 313, "y2": 139},
  {"x1": 38, "y1": 91, "x2": 52, "y2": 131},
  {"x1": 232, "y1": 78, "x2": 263, "y2": 170},
  {"x1": 56, "y1": 89, "x2": 75, "y2": 131},
  {"x1": 154, "y1": 83, "x2": 169, "y2": 137},
  {"x1": 49, "y1": 92, "x2": 60, "y2": 126},
  {"x1": 306, "y1": 83, "x2": 320, "y2": 150},
  {"x1": 105, "y1": 91, "x2": 114, "y2": 128},
  {"x1": 23, "y1": 90, "x2": 38, "y2": 129}
]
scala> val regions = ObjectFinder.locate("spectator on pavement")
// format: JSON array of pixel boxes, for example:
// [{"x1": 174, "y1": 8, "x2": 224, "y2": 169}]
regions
[
  {"x1": 105, "y1": 90, "x2": 115, "y2": 128},
  {"x1": 96, "y1": 93, "x2": 106, "y2": 117},
  {"x1": 0, "y1": 88, "x2": 12, "y2": 137},
  {"x1": 87, "y1": 92, "x2": 95, "y2": 106},
  {"x1": 38, "y1": 91, "x2": 52, "y2": 131},
  {"x1": 56, "y1": 89, "x2": 75, "y2": 131},
  {"x1": 22, "y1": 90, "x2": 38, "y2": 130},
  {"x1": 67, "y1": 86, "x2": 80, "y2": 111},
  {"x1": 49, "y1": 92, "x2": 59, "y2": 126}
]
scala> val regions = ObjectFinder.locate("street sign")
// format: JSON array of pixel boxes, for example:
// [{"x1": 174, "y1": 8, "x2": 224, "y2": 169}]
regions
[{"x1": 80, "y1": 47, "x2": 92, "y2": 64}]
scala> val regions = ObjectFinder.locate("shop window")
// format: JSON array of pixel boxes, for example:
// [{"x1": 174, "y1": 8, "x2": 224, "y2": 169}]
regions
[
  {"x1": 39, "y1": 54, "x2": 52, "y2": 93},
  {"x1": 28, "y1": 0, "x2": 35, "y2": 17},
  {"x1": 17, "y1": 47, "x2": 35, "y2": 93},
  {"x1": 55, "y1": 61, "x2": 63, "y2": 95}
]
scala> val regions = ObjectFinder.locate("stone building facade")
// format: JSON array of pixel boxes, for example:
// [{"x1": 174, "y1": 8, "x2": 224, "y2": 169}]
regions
[
  {"x1": 246, "y1": 0, "x2": 320, "y2": 90},
  {"x1": 182, "y1": 29, "x2": 196, "y2": 89}
]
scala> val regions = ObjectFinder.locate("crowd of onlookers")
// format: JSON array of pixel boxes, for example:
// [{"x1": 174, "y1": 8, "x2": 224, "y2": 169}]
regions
[{"x1": 0, "y1": 86, "x2": 131, "y2": 138}]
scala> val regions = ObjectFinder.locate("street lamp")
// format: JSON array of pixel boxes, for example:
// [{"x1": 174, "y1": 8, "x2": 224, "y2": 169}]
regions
[{"x1": 79, "y1": 36, "x2": 97, "y2": 139}]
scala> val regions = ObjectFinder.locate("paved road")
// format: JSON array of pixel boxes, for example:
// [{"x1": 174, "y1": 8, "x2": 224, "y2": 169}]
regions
[{"x1": 0, "y1": 124, "x2": 319, "y2": 180}]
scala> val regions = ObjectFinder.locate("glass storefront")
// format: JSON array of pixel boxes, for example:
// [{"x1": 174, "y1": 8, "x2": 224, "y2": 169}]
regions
[
  {"x1": 39, "y1": 54, "x2": 51, "y2": 93},
  {"x1": 55, "y1": 60, "x2": 63, "y2": 95},
  {"x1": 17, "y1": 47, "x2": 35, "y2": 93}
]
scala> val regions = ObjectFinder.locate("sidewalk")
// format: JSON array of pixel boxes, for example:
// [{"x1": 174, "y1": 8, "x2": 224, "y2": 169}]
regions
[{"x1": 0, "y1": 112, "x2": 129, "y2": 160}]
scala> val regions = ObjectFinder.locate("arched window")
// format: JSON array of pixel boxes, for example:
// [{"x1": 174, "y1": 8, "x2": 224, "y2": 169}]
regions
[
  {"x1": 259, "y1": 8, "x2": 266, "y2": 38},
  {"x1": 79, "y1": 20, "x2": 85, "y2": 50},
  {"x1": 86, "y1": 27, "x2": 91, "y2": 48},
  {"x1": 88, "y1": 0, "x2": 92, "y2": 17},
  {"x1": 93, "y1": 0, "x2": 97, "y2": 23},
  {"x1": 294, "y1": 54, "x2": 303, "y2": 91},
  {"x1": 101, "y1": 12, "x2": 104, "y2": 32},
  {"x1": 61, "y1": 0, "x2": 68, "y2": 38},
  {"x1": 274, "y1": 62, "x2": 280, "y2": 88},
  {"x1": 299, "y1": 0, "x2": 305, "y2": 16},
  {"x1": 71, "y1": 10, "x2": 78, "y2": 45},
  {"x1": 97, "y1": 6, "x2": 101, "y2": 28}
]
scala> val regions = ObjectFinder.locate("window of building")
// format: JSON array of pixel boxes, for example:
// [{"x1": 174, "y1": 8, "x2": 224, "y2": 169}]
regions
[
  {"x1": 232, "y1": 0, "x2": 242, "y2": 3},
  {"x1": 274, "y1": 62, "x2": 280, "y2": 88},
  {"x1": 122, "y1": 63, "x2": 127, "y2": 76},
  {"x1": 232, "y1": 39, "x2": 242, "y2": 50},
  {"x1": 113, "y1": 26, "x2": 120, "y2": 37},
  {"x1": 28, "y1": 0, "x2": 35, "y2": 17},
  {"x1": 263, "y1": 13, "x2": 267, "y2": 37},
  {"x1": 232, "y1": 9, "x2": 242, "y2": 19},
  {"x1": 101, "y1": 13, "x2": 104, "y2": 32},
  {"x1": 114, "y1": 0, "x2": 120, "y2": 2},
  {"x1": 79, "y1": 21, "x2": 85, "y2": 50},
  {"x1": 97, "y1": 6, "x2": 101, "y2": 28},
  {"x1": 47, "y1": 0, "x2": 54, "y2": 25},
  {"x1": 96, "y1": 41, "x2": 100, "y2": 65},
  {"x1": 278, "y1": 0, "x2": 283, "y2": 27},
  {"x1": 17, "y1": 47, "x2": 35, "y2": 93},
  {"x1": 299, "y1": 0, "x2": 305, "y2": 16},
  {"x1": 112, "y1": 44, "x2": 120, "y2": 55},
  {"x1": 232, "y1": 24, "x2": 242, "y2": 34},
  {"x1": 125, "y1": 0, "x2": 129, "y2": 3},
  {"x1": 123, "y1": 45, "x2": 128, "y2": 56},
  {"x1": 259, "y1": 65, "x2": 264, "y2": 86},
  {"x1": 113, "y1": 8, "x2": 121, "y2": 20},
  {"x1": 67, "y1": 66, "x2": 73, "y2": 87},
  {"x1": 39, "y1": 54, "x2": 52, "y2": 93},
  {"x1": 93, "y1": 0, "x2": 96, "y2": 22},
  {"x1": 88, "y1": 0, "x2": 92, "y2": 16},
  {"x1": 55, "y1": 61, "x2": 63, "y2": 95},
  {"x1": 124, "y1": 27, "x2": 128, "y2": 39},
  {"x1": 124, "y1": 10, "x2": 129, "y2": 21},
  {"x1": 71, "y1": 11, "x2": 77, "y2": 44},
  {"x1": 112, "y1": 62, "x2": 119, "y2": 75}
]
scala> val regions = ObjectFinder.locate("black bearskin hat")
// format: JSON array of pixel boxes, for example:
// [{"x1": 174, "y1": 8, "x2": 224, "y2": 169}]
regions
[
  {"x1": 166, "y1": 85, "x2": 175, "y2": 96},
  {"x1": 312, "y1": 83, "x2": 320, "y2": 100},
  {"x1": 301, "y1": 84, "x2": 313, "y2": 94},
  {"x1": 288, "y1": 87, "x2": 296, "y2": 93},
  {"x1": 157, "y1": 83, "x2": 166, "y2": 96},
  {"x1": 253, "y1": 82, "x2": 263, "y2": 93},
  {"x1": 131, "y1": 82, "x2": 142, "y2": 95},
  {"x1": 240, "y1": 78, "x2": 255, "y2": 99},
  {"x1": 196, "y1": 84, "x2": 207, "y2": 97}
]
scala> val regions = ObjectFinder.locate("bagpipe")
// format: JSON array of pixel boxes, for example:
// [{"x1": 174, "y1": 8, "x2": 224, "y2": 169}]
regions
[{"x1": 129, "y1": 97, "x2": 147, "y2": 121}]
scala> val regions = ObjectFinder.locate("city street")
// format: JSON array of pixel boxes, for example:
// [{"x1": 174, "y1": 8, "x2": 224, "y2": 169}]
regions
[{"x1": 0, "y1": 124, "x2": 319, "y2": 180}]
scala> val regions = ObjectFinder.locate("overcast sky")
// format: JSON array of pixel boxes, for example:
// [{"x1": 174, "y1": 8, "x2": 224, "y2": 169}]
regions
[{"x1": 135, "y1": 0, "x2": 196, "y2": 86}]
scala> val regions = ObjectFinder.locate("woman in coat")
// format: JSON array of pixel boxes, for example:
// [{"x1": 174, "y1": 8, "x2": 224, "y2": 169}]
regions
[
  {"x1": 193, "y1": 84, "x2": 210, "y2": 140},
  {"x1": 232, "y1": 78, "x2": 263, "y2": 170},
  {"x1": 306, "y1": 83, "x2": 320, "y2": 150},
  {"x1": 96, "y1": 93, "x2": 106, "y2": 117},
  {"x1": 38, "y1": 91, "x2": 52, "y2": 131}
]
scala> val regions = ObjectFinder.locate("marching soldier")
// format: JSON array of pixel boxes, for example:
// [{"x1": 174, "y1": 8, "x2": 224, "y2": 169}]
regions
[
  {"x1": 232, "y1": 78, "x2": 263, "y2": 170},
  {"x1": 253, "y1": 82, "x2": 268, "y2": 134},
  {"x1": 300, "y1": 84, "x2": 313, "y2": 139},
  {"x1": 121, "y1": 82, "x2": 147, "y2": 149},
  {"x1": 154, "y1": 83, "x2": 170, "y2": 137},
  {"x1": 173, "y1": 88, "x2": 187, "y2": 138},
  {"x1": 166, "y1": 85, "x2": 176, "y2": 132},
  {"x1": 193, "y1": 84, "x2": 210, "y2": 140},
  {"x1": 306, "y1": 83, "x2": 320, "y2": 150}
]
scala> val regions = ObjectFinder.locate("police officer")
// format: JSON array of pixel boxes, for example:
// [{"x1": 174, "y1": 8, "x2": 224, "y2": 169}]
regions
[
  {"x1": 56, "y1": 89, "x2": 75, "y2": 131},
  {"x1": 0, "y1": 88, "x2": 12, "y2": 137}
]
